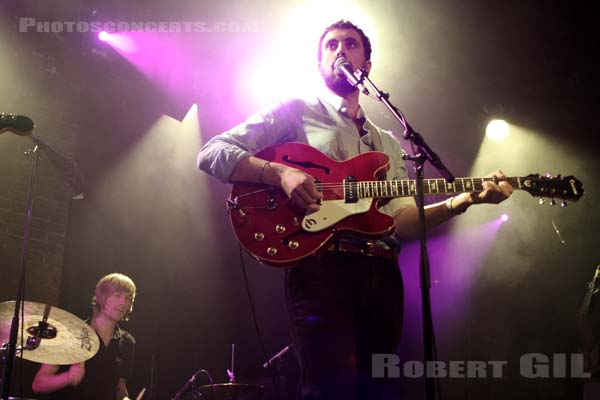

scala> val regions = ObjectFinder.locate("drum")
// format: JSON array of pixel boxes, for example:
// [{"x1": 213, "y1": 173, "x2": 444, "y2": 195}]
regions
[
  {"x1": 185, "y1": 383, "x2": 263, "y2": 400},
  {"x1": 8, "y1": 398, "x2": 39, "y2": 400}
]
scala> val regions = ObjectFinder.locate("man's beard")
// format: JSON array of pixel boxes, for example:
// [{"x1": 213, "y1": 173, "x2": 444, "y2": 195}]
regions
[{"x1": 320, "y1": 67, "x2": 357, "y2": 97}]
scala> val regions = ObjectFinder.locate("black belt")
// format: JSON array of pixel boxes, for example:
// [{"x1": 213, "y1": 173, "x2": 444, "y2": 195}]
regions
[{"x1": 327, "y1": 241, "x2": 397, "y2": 263}]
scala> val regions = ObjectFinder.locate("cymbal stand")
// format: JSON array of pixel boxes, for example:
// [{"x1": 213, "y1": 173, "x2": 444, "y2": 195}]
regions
[{"x1": 227, "y1": 344, "x2": 235, "y2": 383}]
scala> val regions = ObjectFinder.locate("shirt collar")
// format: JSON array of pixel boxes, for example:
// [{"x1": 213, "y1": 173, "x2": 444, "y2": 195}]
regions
[
  {"x1": 317, "y1": 89, "x2": 366, "y2": 120},
  {"x1": 86, "y1": 318, "x2": 123, "y2": 340}
]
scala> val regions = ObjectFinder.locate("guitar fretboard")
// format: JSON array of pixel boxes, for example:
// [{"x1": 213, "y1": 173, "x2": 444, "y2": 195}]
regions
[{"x1": 355, "y1": 177, "x2": 521, "y2": 199}]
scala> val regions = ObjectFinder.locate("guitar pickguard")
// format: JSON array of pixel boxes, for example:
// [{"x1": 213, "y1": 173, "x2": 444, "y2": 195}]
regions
[{"x1": 301, "y1": 198, "x2": 373, "y2": 232}]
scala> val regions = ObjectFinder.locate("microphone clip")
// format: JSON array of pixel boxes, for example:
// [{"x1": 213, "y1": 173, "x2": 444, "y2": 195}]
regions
[{"x1": 334, "y1": 58, "x2": 370, "y2": 95}]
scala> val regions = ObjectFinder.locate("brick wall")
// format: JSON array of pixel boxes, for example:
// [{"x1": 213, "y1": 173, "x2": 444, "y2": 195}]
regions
[
  {"x1": 0, "y1": 19, "x2": 83, "y2": 306},
  {"x1": 0, "y1": 119, "x2": 79, "y2": 305}
]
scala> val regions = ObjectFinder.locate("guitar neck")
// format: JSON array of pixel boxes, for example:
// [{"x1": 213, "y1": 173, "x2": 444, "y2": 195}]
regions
[{"x1": 356, "y1": 177, "x2": 521, "y2": 199}]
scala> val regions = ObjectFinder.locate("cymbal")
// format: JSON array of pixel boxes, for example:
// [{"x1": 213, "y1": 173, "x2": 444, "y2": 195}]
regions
[{"x1": 0, "y1": 301, "x2": 99, "y2": 365}]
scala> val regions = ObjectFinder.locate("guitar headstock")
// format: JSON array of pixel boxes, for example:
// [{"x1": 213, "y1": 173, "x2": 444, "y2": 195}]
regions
[{"x1": 521, "y1": 174, "x2": 584, "y2": 205}]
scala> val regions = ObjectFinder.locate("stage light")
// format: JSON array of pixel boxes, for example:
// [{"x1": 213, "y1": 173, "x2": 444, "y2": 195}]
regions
[
  {"x1": 181, "y1": 104, "x2": 198, "y2": 123},
  {"x1": 500, "y1": 213, "x2": 509, "y2": 222},
  {"x1": 486, "y1": 119, "x2": 509, "y2": 142},
  {"x1": 97, "y1": 31, "x2": 137, "y2": 54},
  {"x1": 242, "y1": 1, "x2": 376, "y2": 106}
]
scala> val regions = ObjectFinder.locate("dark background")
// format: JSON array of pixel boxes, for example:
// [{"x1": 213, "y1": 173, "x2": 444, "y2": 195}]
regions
[{"x1": 1, "y1": 1, "x2": 599, "y2": 399}]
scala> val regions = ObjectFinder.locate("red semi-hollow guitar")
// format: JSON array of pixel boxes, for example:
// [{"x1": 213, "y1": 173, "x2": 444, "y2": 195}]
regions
[{"x1": 228, "y1": 142, "x2": 584, "y2": 268}]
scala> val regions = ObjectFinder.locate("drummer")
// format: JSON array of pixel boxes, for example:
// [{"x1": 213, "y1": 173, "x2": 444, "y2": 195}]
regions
[{"x1": 32, "y1": 273, "x2": 136, "y2": 400}]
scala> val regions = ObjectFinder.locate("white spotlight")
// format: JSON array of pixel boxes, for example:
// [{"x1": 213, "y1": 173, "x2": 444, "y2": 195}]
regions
[{"x1": 485, "y1": 119, "x2": 509, "y2": 142}]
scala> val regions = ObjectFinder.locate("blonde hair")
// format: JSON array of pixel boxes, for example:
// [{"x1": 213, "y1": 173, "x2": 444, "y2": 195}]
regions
[{"x1": 92, "y1": 273, "x2": 136, "y2": 319}]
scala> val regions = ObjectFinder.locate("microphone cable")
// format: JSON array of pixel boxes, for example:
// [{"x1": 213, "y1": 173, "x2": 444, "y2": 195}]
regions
[{"x1": 238, "y1": 245, "x2": 283, "y2": 400}]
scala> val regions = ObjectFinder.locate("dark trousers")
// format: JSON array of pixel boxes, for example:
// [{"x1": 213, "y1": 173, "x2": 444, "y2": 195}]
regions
[{"x1": 285, "y1": 251, "x2": 404, "y2": 400}]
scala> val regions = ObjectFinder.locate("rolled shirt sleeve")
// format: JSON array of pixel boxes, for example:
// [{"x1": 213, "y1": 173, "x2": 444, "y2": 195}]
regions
[{"x1": 197, "y1": 99, "x2": 306, "y2": 183}]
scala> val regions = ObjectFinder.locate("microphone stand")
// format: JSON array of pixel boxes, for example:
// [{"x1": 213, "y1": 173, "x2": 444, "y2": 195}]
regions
[
  {"x1": 355, "y1": 69, "x2": 454, "y2": 400},
  {"x1": 29, "y1": 134, "x2": 86, "y2": 200},
  {"x1": 0, "y1": 131, "x2": 85, "y2": 400},
  {"x1": 0, "y1": 145, "x2": 40, "y2": 400},
  {"x1": 580, "y1": 266, "x2": 600, "y2": 317}
]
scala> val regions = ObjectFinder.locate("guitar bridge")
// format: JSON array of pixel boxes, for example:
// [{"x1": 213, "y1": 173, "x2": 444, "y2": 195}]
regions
[
  {"x1": 227, "y1": 198, "x2": 238, "y2": 209},
  {"x1": 228, "y1": 197, "x2": 248, "y2": 219}
]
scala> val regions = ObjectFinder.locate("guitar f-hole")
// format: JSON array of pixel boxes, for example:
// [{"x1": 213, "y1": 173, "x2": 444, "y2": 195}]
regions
[
  {"x1": 282, "y1": 155, "x2": 331, "y2": 174},
  {"x1": 281, "y1": 227, "x2": 336, "y2": 247}
]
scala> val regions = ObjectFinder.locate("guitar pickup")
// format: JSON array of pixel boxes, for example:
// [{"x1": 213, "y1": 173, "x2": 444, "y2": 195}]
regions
[{"x1": 344, "y1": 176, "x2": 358, "y2": 203}]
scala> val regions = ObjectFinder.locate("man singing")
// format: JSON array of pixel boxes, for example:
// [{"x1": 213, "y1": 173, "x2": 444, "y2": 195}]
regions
[{"x1": 198, "y1": 20, "x2": 512, "y2": 399}]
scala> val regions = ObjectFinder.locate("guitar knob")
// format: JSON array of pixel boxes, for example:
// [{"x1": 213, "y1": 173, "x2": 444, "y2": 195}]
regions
[
  {"x1": 561, "y1": 201, "x2": 567, "y2": 207},
  {"x1": 267, "y1": 247, "x2": 278, "y2": 256},
  {"x1": 275, "y1": 224, "x2": 286, "y2": 234},
  {"x1": 254, "y1": 232, "x2": 265, "y2": 241},
  {"x1": 288, "y1": 240, "x2": 299, "y2": 250},
  {"x1": 538, "y1": 198, "x2": 545, "y2": 205},
  {"x1": 549, "y1": 199, "x2": 556, "y2": 206}
]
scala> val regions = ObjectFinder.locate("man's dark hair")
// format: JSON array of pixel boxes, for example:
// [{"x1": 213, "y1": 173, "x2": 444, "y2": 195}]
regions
[{"x1": 317, "y1": 20, "x2": 372, "y2": 62}]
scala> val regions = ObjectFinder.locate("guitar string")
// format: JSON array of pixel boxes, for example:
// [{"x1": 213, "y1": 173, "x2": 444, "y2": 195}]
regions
[
  {"x1": 312, "y1": 179, "x2": 489, "y2": 186},
  {"x1": 242, "y1": 177, "x2": 523, "y2": 196},
  {"x1": 243, "y1": 179, "x2": 493, "y2": 192},
  {"x1": 234, "y1": 177, "x2": 571, "y2": 200},
  {"x1": 311, "y1": 177, "x2": 498, "y2": 186},
  {"x1": 305, "y1": 180, "x2": 490, "y2": 189}
]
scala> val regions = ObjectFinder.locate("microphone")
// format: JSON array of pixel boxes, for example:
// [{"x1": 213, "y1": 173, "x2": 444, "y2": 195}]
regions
[
  {"x1": 0, "y1": 113, "x2": 34, "y2": 135},
  {"x1": 171, "y1": 369, "x2": 216, "y2": 400},
  {"x1": 262, "y1": 344, "x2": 291, "y2": 368},
  {"x1": 334, "y1": 57, "x2": 369, "y2": 95}
]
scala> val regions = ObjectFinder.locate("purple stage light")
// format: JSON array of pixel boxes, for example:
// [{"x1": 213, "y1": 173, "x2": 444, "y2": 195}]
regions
[
  {"x1": 501, "y1": 213, "x2": 509, "y2": 222},
  {"x1": 98, "y1": 31, "x2": 109, "y2": 42}
]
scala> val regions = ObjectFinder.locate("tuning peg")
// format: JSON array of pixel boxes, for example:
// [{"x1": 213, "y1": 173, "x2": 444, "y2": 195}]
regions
[
  {"x1": 538, "y1": 198, "x2": 545, "y2": 205},
  {"x1": 561, "y1": 201, "x2": 567, "y2": 207},
  {"x1": 549, "y1": 199, "x2": 556, "y2": 206}
]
